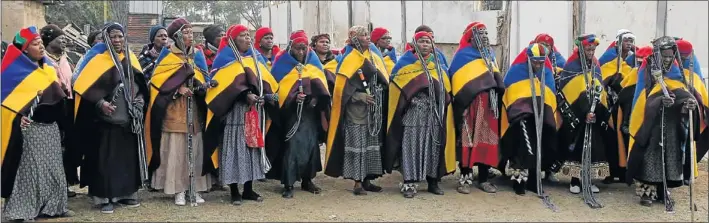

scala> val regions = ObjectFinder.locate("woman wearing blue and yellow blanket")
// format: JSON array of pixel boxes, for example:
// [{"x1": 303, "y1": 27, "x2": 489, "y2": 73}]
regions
[
  {"x1": 204, "y1": 24, "x2": 279, "y2": 205},
  {"x1": 556, "y1": 34, "x2": 612, "y2": 208},
  {"x1": 145, "y1": 18, "x2": 214, "y2": 206},
  {"x1": 676, "y1": 39, "x2": 709, "y2": 164},
  {"x1": 324, "y1": 25, "x2": 389, "y2": 197},
  {"x1": 605, "y1": 45, "x2": 653, "y2": 185},
  {"x1": 73, "y1": 23, "x2": 148, "y2": 213},
  {"x1": 500, "y1": 43, "x2": 558, "y2": 196},
  {"x1": 269, "y1": 31, "x2": 330, "y2": 198},
  {"x1": 450, "y1": 22, "x2": 504, "y2": 195},
  {"x1": 626, "y1": 37, "x2": 706, "y2": 208},
  {"x1": 386, "y1": 31, "x2": 455, "y2": 199},
  {"x1": 1, "y1": 26, "x2": 73, "y2": 221}
]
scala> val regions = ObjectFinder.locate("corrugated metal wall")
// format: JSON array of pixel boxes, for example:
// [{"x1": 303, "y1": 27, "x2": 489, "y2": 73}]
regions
[{"x1": 129, "y1": 0, "x2": 163, "y2": 15}]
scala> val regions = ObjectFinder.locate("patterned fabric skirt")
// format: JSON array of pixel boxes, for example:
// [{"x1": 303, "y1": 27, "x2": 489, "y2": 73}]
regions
[
  {"x1": 220, "y1": 102, "x2": 266, "y2": 185},
  {"x1": 635, "y1": 109, "x2": 685, "y2": 187},
  {"x1": 400, "y1": 92, "x2": 441, "y2": 182},
  {"x1": 459, "y1": 92, "x2": 499, "y2": 168},
  {"x1": 2, "y1": 122, "x2": 68, "y2": 221},
  {"x1": 151, "y1": 132, "x2": 212, "y2": 194},
  {"x1": 342, "y1": 119, "x2": 383, "y2": 181}
]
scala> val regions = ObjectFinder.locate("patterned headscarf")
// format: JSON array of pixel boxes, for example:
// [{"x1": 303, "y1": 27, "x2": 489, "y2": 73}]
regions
[
  {"x1": 575, "y1": 34, "x2": 600, "y2": 47},
  {"x1": 526, "y1": 43, "x2": 549, "y2": 62},
  {"x1": 13, "y1": 26, "x2": 40, "y2": 51}
]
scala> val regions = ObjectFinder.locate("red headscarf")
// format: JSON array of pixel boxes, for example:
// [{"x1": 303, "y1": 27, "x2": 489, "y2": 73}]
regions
[
  {"x1": 530, "y1": 33, "x2": 560, "y2": 52},
  {"x1": 217, "y1": 24, "x2": 248, "y2": 52},
  {"x1": 676, "y1": 39, "x2": 693, "y2": 54},
  {"x1": 409, "y1": 31, "x2": 433, "y2": 54},
  {"x1": 371, "y1": 27, "x2": 389, "y2": 43},
  {"x1": 290, "y1": 30, "x2": 308, "y2": 46},
  {"x1": 457, "y1": 22, "x2": 486, "y2": 51},
  {"x1": 254, "y1": 26, "x2": 281, "y2": 55},
  {"x1": 635, "y1": 45, "x2": 653, "y2": 58}
]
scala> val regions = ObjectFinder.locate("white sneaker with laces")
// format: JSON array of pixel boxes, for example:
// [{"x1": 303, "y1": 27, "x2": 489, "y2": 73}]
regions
[
  {"x1": 175, "y1": 192, "x2": 186, "y2": 206},
  {"x1": 591, "y1": 184, "x2": 600, "y2": 193},
  {"x1": 195, "y1": 192, "x2": 205, "y2": 204},
  {"x1": 569, "y1": 185, "x2": 581, "y2": 194}
]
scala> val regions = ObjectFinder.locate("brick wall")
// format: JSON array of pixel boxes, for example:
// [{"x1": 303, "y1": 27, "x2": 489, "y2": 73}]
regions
[{"x1": 127, "y1": 13, "x2": 159, "y2": 52}]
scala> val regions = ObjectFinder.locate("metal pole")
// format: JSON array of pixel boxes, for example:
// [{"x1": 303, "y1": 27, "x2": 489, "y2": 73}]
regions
[
  {"x1": 103, "y1": 0, "x2": 108, "y2": 24},
  {"x1": 287, "y1": 0, "x2": 292, "y2": 34},
  {"x1": 401, "y1": 0, "x2": 406, "y2": 47},
  {"x1": 656, "y1": 1, "x2": 668, "y2": 37}
]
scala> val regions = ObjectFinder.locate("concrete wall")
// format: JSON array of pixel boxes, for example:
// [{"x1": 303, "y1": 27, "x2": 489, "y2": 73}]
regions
[
  {"x1": 1, "y1": 1, "x2": 47, "y2": 42},
  {"x1": 261, "y1": 1, "x2": 708, "y2": 77}
]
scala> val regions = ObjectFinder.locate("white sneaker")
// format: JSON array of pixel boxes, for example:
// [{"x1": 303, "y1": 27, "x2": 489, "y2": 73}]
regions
[
  {"x1": 175, "y1": 192, "x2": 186, "y2": 206},
  {"x1": 195, "y1": 192, "x2": 205, "y2": 204},
  {"x1": 570, "y1": 185, "x2": 581, "y2": 194},
  {"x1": 591, "y1": 184, "x2": 600, "y2": 193}
]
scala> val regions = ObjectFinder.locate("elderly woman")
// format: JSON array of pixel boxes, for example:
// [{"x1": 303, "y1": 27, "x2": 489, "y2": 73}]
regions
[
  {"x1": 324, "y1": 26, "x2": 388, "y2": 196},
  {"x1": 204, "y1": 24, "x2": 278, "y2": 204},
  {"x1": 386, "y1": 31, "x2": 456, "y2": 198},
  {"x1": 73, "y1": 22, "x2": 147, "y2": 214},
  {"x1": 1, "y1": 26, "x2": 73, "y2": 221},
  {"x1": 146, "y1": 18, "x2": 213, "y2": 206}
]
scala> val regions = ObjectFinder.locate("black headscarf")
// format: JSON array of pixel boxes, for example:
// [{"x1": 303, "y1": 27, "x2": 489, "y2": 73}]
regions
[
  {"x1": 202, "y1": 25, "x2": 223, "y2": 47},
  {"x1": 87, "y1": 31, "x2": 102, "y2": 47},
  {"x1": 40, "y1": 24, "x2": 65, "y2": 47}
]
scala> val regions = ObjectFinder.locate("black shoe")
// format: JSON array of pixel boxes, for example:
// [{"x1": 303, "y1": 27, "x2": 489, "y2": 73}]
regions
[
  {"x1": 230, "y1": 184, "x2": 243, "y2": 205},
  {"x1": 362, "y1": 180, "x2": 383, "y2": 192},
  {"x1": 100, "y1": 203, "x2": 114, "y2": 214},
  {"x1": 302, "y1": 181, "x2": 322, "y2": 194},
  {"x1": 427, "y1": 182, "x2": 444, "y2": 195},
  {"x1": 117, "y1": 199, "x2": 141, "y2": 208},
  {"x1": 526, "y1": 182, "x2": 542, "y2": 194},
  {"x1": 242, "y1": 190, "x2": 263, "y2": 202},
  {"x1": 282, "y1": 186, "x2": 294, "y2": 199},
  {"x1": 401, "y1": 185, "x2": 417, "y2": 199},
  {"x1": 513, "y1": 181, "x2": 526, "y2": 195},
  {"x1": 602, "y1": 176, "x2": 616, "y2": 184},
  {"x1": 67, "y1": 189, "x2": 76, "y2": 198},
  {"x1": 353, "y1": 187, "x2": 367, "y2": 196},
  {"x1": 640, "y1": 195, "x2": 653, "y2": 207}
]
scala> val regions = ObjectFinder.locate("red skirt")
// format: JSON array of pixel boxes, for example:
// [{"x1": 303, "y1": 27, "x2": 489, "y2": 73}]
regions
[{"x1": 460, "y1": 92, "x2": 499, "y2": 168}]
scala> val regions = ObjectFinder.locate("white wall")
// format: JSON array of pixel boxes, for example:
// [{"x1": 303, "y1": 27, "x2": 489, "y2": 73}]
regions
[
  {"x1": 508, "y1": 1, "x2": 573, "y2": 62},
  {"x1": 584, "y1": 1, "x2": 658, "y2": 56},
  {"x1": 260, "y1": 0, "x2": 708, "y2": 75},
  {"x1": 666, "y1": 1, "x2": 708, "y2": 78}
]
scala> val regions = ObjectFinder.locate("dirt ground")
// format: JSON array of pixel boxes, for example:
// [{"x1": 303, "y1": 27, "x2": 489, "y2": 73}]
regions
[{"x1": 35, "y1": 147, "x2": 709, "y2": 222}]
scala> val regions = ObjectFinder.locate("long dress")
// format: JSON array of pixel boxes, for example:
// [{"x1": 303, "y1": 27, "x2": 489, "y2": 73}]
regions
[
  {"x1": 219, "y1": 101, "x2": 267, "y2": 185},
  {"x1": 341, "y1": 90, "x2": 384, "y2": 181},
  {"x1": 400, "y1": 92, "x2": 442, "y2": 181},
  {"x1": 151, "y1": 94, "x2": 212, "y2": 194},
  {"x1": 280, "y1": 104, "x2": 322, "y2": 186},
  {"x1": 2, "y1": 104, "x2": 69, "y2": 221}
]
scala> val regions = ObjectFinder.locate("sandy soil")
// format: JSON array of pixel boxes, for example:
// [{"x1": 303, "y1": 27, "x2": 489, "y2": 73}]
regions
[{"x1": 27, "y1": 147, "x2": 709, "y2": 222}]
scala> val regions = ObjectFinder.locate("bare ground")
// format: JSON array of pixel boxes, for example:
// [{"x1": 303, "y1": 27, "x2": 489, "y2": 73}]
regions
[{"x1": 31, "y1": 147, "x2": 709, "y2": 222}]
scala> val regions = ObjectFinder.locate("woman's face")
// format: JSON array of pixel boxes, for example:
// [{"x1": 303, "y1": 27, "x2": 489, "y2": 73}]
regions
[
  {"x1": 583, "y1": 44, "x2": 596, "y2": 60},
  {"x1": 48, "y1": 35, "x2": 66, "y2": 51},
  {"x1": 291, "y1": 42, "x2": 307, "y2": 62},
  {"x1": 108, "y1": 29, "x2": 124, "y2": 53},
  {"x1": 261, "y1": 34, "x2": 274, "y2": 49},
  {"x1": 351, "y1": 32, "x2": 370, "y2": 49},
  {"x1": 181, "y1": 27, "x2": 194, "y2": 47},
  {"x1": 416, "y1": 36, "x2": 432, "y2": 56},
  {"x1": 621, "y1": 37, "x2": 634, "y2": 52},
  {"x1": 314, "y1": 38, "x2": 330, "y2": 54},
  {"x1": 153, "y1": 29, "x2": 168, "y2": 47},
  {"x1": 531, "y1": 60, "x2": 545, "y2": 73},
  {"x1": 25, "y1": 38, "x2": 45, "y2": 61},
  {"x1": 377, "y1": 34, "x2": 392, "y2": 49},
  {"x1": 235, "y1": 31, "x2": 251, "y2": 52}
]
